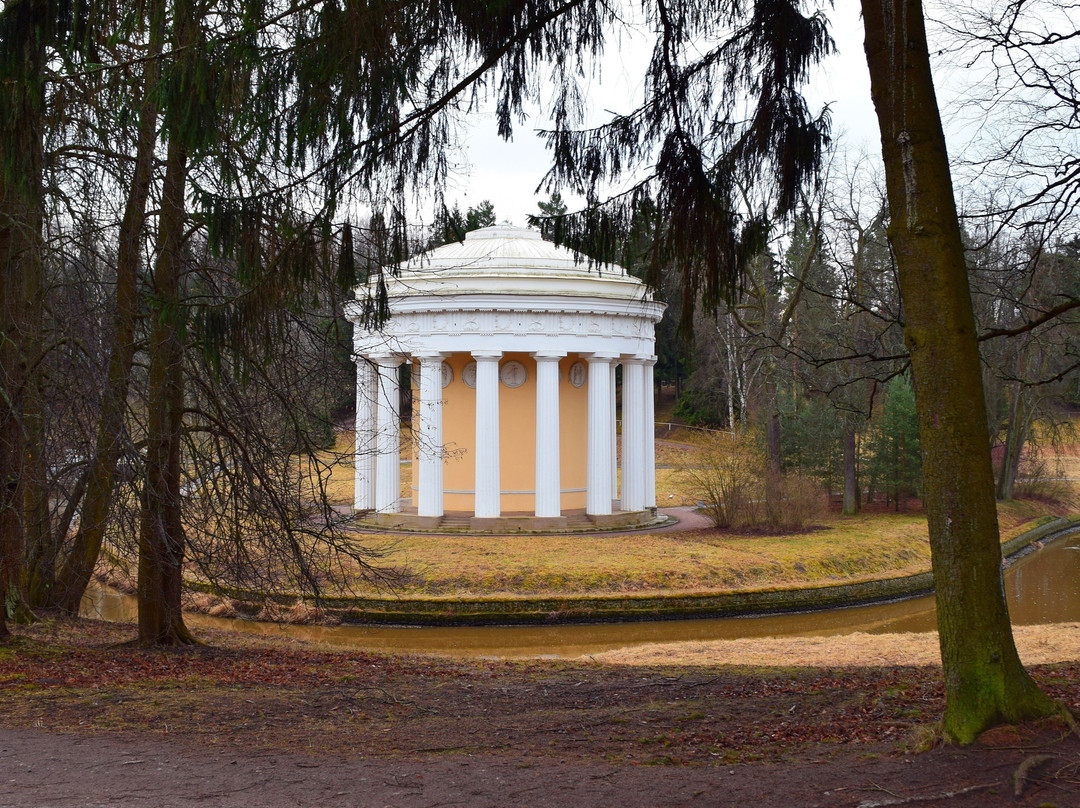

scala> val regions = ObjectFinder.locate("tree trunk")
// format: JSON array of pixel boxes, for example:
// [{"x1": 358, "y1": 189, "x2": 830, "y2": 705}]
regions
[
  {"x1": 842, "y1": 420, "x2": 859, "y2": 515},
  {"x1": 0, "y1": 11, "x2": 46, "y2": 629},
  {"x1": 53, "y1": 10, "x2": 162, "y2": 613},
  {"x1": 861, "y1": 0, "x2": 1056, "y2": 743},
  {"x1": 21, "y1": 200, "x2": 51, "y2": 607},
  {"x1": 137, "y1": 0, "x2": 197, "y2": 643},
  {"x1": 996, "y1": 379, "x2": 1027, "y2": 501},
  {"x1": 725, "y1": 314, "x2": 737, "y2": 428},
  {"x1": 138, "y1": 128, "x2": 195, "y2": 645},
  {"x1": 762, "y1": 367, "x2": 782, "y2": 523}
]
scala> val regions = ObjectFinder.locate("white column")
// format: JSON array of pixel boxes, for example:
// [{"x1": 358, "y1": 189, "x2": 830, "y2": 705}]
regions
[
  {"x1": 621, "y1": 358, "x2": 646, "y2": 512},
  {"x1": 416, "y1": 355, "x2": 445, "y2": 518},
  {"x1": 643, "y1": 356, "x2": 657, "y2": 509},
  {"x1": 610, "y1": 361, "x2": 618, "y2": 501},
  {"x1": 353, "y1": 357, "x2": 377, "y2": 511},
  {"x1": 534, "y1": 353, "x2": 564, "y2": 517},
  {"x1": 474, "y1": 351, "x2": 502, "y2": 518},
  {"x1": 586, "y1": 354, "x2": 616, "y2": 516},
  {"x1": 374, "y1": 354, "x2": 403, "y2": 514}
]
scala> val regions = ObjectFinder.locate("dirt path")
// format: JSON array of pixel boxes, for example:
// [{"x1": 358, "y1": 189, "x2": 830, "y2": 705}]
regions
[
  {"x1": 4, "y1": 618, "x2": 1080, "y2": 808},
  {"x1": 3, "y1": 724, "x2": 1079, "y2": 807}
]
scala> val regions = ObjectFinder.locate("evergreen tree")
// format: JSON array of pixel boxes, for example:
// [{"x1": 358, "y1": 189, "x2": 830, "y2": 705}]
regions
[
  {"x1": 465, "y1": 200, "x2": 497, "y2": 231},
  {"x1": 863, "y1": 376, "x2": 921, "y2": 509},
  {"x1": 532, "y1": 191, "x2": 568, "y2": 241},
  {"x1": 779, "y1": 392, "x2": 845, "y2": 491}
]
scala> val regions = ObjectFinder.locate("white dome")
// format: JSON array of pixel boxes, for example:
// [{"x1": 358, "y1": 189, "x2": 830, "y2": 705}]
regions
[
  {"x1": 404, "y1": 224, "x2": 624, "y2": 276},
  {"x1": 349, "y1": 222, "x2": 665, "y2": 359},
  {"x1": 386, "y1": 224, "x2": 642, "y2": 301}
]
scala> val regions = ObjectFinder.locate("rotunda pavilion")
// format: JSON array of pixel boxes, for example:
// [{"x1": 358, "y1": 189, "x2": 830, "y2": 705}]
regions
[{"x1": 346, "y1": 224, "x2": 666, "y2": 531}]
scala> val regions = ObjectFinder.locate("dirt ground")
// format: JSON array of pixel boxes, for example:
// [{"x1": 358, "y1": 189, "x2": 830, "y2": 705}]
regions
[
  {"x1": 4, "y1": 723, "x2": 1080, "y2": 807},
  {"x1": 3, "y1": 617, "x2": 1080, "y2": 807}
]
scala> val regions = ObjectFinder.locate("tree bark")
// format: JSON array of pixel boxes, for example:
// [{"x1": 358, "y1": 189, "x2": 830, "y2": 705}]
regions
[
  {"x1": 764, "y1": 393, "x2": 782, "y2": 521},
  {"x1": 53, "y1": 7, "x2": 162, "y2": 613},
  {"x1": 996, "y1": 379, "x2": 1027, "y2": 501},
  {"x1": 842, "y1": 420, "x2": 859, "y2": 515},
  {"x1": 861, "y1": 0, "x2": 1057, "y2": 743},
  {"x1": 137, "y1": 0, "x2": 197, "y2": 644},
  {"x1": 0, "y1": 2, "x2": 46, "y2": 629},
  {"x1": 137, "y1": 127, "x2": 195, "y2": 646}
]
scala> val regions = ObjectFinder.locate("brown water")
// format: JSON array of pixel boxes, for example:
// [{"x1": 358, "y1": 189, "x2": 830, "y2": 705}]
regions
[{"x1": 80, "y1": 531, "x2": 1080, "y2": 659}]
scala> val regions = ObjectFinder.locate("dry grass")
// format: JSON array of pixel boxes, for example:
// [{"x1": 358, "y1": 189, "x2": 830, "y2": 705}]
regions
[
  {"x1": 590, "y1": 622, "x2": 1080, "y2": 667},
  {"x1": 654, "y1": 439, "x2": 706, "y2": 467},
  {"x1": 265, "y1": 427, "x2": 1076, "y2": 601},
  {"x1": 351, "y1": 514, "x2": 927, "y2": 596},
  {"x1": 335, "y1": 501, "x2": 1048, "y2": 597},
  {"x1": 301, "y1": 429, "x2": 414, "y2": 505}
]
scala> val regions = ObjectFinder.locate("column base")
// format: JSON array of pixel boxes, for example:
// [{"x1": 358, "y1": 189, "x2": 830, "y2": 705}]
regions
[
  {"x1": 588, "y1": 510, "x2": 648, "y2": 528},
  {"x1": 373, "y1": 513, "x2": 444, "y2": 530},
  {"x1": 470, "y1": 515, "x2": 569, "y2": 532}
]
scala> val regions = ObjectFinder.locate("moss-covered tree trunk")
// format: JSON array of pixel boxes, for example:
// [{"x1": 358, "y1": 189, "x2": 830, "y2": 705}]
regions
[
  {"x1": 861, "y1": 0, "x2": 1057, "y2": 743},
  {"x1": 53, "y1": 5, "x2": 162, "y2": 614}
]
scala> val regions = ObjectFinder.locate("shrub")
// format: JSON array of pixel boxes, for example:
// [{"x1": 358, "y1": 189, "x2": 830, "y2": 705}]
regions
[
  {"x1": 679, "y1": 432, "x2": 762, "y2": 529},
  {"x1": 1013, "y1": 454, "x2": 1077, "y2": 508},
  {"x1": 680, "y1": 434, "x2": 828, "y2": 532},
  {"x1": 776, "y1": 472, "x2": 828, "y2": 531}
]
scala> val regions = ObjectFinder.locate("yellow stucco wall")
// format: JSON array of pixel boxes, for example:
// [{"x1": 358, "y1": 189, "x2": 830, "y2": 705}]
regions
[{"x1": 412, "y1": 351, "x2": 589, "y2": 513}]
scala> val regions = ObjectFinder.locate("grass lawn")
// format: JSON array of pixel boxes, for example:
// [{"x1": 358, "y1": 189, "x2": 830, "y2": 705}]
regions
[
  {"x1": 253, "y1": 428, "x2": 1079, "y2": 603},
  {"x1": 333, "y1": 500, "x2": 1055, "y2": 599}
]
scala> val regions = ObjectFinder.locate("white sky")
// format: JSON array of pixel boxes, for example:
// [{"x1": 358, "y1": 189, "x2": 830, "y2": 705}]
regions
[{"x1": 451, "y1": 1, "x2": 879, "y2": 226}]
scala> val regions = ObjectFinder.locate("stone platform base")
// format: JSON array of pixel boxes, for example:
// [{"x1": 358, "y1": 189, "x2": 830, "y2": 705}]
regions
[{"x1": 355, "y1": 506, "x2": 666, "y2": 534}]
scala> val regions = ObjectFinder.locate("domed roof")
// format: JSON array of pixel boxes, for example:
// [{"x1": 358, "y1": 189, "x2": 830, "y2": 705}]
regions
[
  {"x1": 384, "y1": 223, "x2": 646, "y2": 301},
  {"x1": 350, "y1": 222, "x2": 665, "y2": 356},
  {"x1": 404, "y1": 224, "x2": 626, "y2": 277}
]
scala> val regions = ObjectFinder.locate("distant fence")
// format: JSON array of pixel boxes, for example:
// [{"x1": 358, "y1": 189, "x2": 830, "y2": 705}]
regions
[
  {"x1": 653, "y1": 422, "x2": 736, "y2": 439},
  {"x1": 613, "y1": 420, "x2": 736, "y2": 439}
]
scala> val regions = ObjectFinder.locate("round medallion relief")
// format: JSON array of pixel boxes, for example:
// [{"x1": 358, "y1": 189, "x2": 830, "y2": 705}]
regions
[
  {"x1": 462, "y1": 361, "x2": 477, "y2": 389},
  {"x1": 568, "y1": 361, "x2": 587, "y2": 388},
  {"x1": 499, "y1": 360, "x2": 527, "y2": 388},
  {"x1": 441, "y1": 361, "x2": 453, "y2": 388}
]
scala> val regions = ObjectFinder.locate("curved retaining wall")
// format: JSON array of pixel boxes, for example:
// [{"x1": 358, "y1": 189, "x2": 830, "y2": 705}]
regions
[{"x1": 187, "y1": 515, "x2": 1080, "y2": 626}]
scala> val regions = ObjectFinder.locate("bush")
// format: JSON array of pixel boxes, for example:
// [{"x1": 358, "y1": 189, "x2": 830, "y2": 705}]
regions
[
  {"x1": 1013, "y1": 454, "x2": 1077, "y2": 507},
  {"x1": 680, "y1": 434, "x2": 827, "y2": 532},
  {"x1": 776, "y1": 472, "x2": 828, "y2": 531},
  {"x1": 679, "y1": 432, "x2": 762, "y2": 528}
]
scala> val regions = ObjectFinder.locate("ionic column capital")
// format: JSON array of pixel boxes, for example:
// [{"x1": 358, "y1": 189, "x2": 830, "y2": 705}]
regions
[{"x1": 369, "y1": 353, "x2": 406, "y2": 368}]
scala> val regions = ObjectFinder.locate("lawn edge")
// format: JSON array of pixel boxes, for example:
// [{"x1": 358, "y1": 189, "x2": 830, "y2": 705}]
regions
[{"x1": 183, "y1": 516, "x2": 1080, "y2": 627}]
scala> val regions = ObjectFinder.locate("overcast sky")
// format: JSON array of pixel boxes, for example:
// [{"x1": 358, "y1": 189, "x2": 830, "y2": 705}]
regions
[{"x1": 447, "y1": 2, "x2": 879, "y2": 227}]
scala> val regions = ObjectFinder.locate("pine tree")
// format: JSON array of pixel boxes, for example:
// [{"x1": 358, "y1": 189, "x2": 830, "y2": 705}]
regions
[
  {"x1": 465, "y1": 200, "x2": 497, "y2": 231},
  {"x1": 863, "y1": 376, "x2": 921, "y2": 509}
]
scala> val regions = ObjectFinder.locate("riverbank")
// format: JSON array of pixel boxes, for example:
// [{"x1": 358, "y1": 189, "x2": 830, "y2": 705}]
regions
[
  {"x1": 166, "y1": 506, "x2": 1078, "y2": 626},
  {"x1": 592, "y1": 622, "x2": 1080, "y2": 667}
]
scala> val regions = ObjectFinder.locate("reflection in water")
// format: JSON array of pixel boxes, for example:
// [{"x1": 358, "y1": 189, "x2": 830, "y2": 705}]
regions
[{"x1": 80, "y1": 534, "x2": 1080, "y2": 659}]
